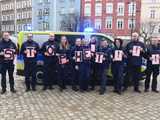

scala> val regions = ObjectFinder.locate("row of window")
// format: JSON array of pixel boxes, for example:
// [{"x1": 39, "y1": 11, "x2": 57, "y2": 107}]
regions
[
  {"x1": 1, "y1": 11, "x2": 32, "y2": 21},
  {"x1": 1, "y1": 24, "x2": 32, "y2": 32},
  {"x1": 1, "y1": 14, "x2": 14, "y2": 21},
  {"x1": 84, "y1": 2, "x2": 136, "y2": 16},
  {"x1": 17, "y1": 11, "x2": 32, "y2": 20},
  {"x1": 17, "y1": 24, "x2": 32, "y2": 32},
  {"x1": 38, "y1": 22, "x2": 50, "y2": 30},
  {"x1": 1, "y1": 0, "x2": 32, "y2": 11},
  {"x1": 93, "y1": 18, "x2": 136, "y2": 30},
  {"x1": 1, "y1": 25, "x2": 14, "y2": 31}
]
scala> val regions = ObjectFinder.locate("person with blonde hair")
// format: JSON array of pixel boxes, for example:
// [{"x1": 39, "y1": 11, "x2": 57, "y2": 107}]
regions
[{"x1": 57, "y1": 36, "x2": 71, "y2": 92}]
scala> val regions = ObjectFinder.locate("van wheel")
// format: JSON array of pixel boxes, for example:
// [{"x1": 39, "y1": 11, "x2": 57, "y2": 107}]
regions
[{"x1": 36, "y1": 67, "x2": 44, "y2": 85}]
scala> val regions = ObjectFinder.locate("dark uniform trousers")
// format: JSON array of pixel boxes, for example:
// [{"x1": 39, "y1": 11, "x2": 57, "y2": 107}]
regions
[
  {"x1": 145, "y1": 65, "x2": 159, "y2": 91},
  {"x1": 97, "y1": 64, "x2": 108, "y2": 91},
  {"x1": 78, "y1": 62, "x2": 90, "y2": 91},
  {"x1": 58, "y1": 64, "x2": 69, "y2": 89},
  {"x1": 1, "y1": 62, "x2": 15, "y2": 90},
  {"x1": 43, "y1": 59, "x2": 57, "y2": 88},
  {"x1": 112, "y1": 63, "x2": 124, "y2": 92},
  {"x1": 24, "y1": 60, "x2": 36, "y2": 89}
]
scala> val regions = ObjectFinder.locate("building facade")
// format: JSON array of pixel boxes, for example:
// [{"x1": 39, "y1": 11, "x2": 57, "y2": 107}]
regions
[
  {"x1": 81, "y1": 0, "x2": 141, "y2": 39},
  {"x1": 141, "y1": 0, "x2": 160, "y2": 38},
  {"x1": 32, "y1": 0, "x2": 80, "y2": 31},
  {"x1": 0, "y1": 0, "x2": 32, "y2": 34}
]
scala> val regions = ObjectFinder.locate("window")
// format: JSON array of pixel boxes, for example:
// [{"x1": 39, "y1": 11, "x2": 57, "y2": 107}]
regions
[
  {"x1": 84, "y1": 3, "x2": 91, "y2": 16},
  {"x1": 128, "y1": 2, "x2": 136, "y2": 16},
  {"x1": 44, "y1": 8, "x2": 50, "y2": 15},
  {"x1": 105, "y1": 17, "x2": 112, "y2": 29},
  {"x1": 106, "y1": 3, "x2": 113, "y2": 14},
  {"x1": 150, "y1": 10, "x2": 156, "y2": 19},
  {"x1": 128, "y1": 19, "x2": 136, "y2": 29},
  {"x1": 117, "y1": 2, "x2": 124, "y2": 16},
  {"x1": 117, "y1": 19, "x2": 124, "y2": 29},
  {"x1": 95, "y1": 19, "x2": 101, "y2": 30},
  {"x1": 95, "y1": 3, "x2": 102, "y2": 16}
]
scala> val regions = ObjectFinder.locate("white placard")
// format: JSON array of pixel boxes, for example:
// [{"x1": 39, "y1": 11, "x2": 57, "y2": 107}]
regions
[
  {"x1": 91, "y1": 44, "x2": 96, "y2": 52},
  {"x1": 132, "y1": 46, "x2": 141, "y2": 57},
  {"x1": 114, "y1": 50, "x2": 123, "y2": 61},
  {"x1": 152, "y1": 54, "x2": 160, "y2": 65},
  {"x1": 26, "y1": 47, "x2": 36, "y2": 58},
  {"x1": 4, "y1": 49, "x2": 15, "y2": 60},
  {"x1": 83, "y1": 49, "x2": 91, "y2": 60},
  {"x1": 95, "y1": 52, "x2": 104, "y2": 63},
  {"x1": 75, "y1": 51, "x2": 83, "y2": 62}
]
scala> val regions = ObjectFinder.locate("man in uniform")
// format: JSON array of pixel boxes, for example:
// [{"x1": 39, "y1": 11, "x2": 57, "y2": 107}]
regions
[
  {"x1": 0, "y1": 32, "x2": 17, "y2": 94},
  {"x1": 124, "y1": 32, "x2": 146, "y2": 93},
  {"x1": 145, "y1": 38, "x2": 160, "y2": 93},
  {"x1": 41, "y1": 33, "x2": 58, "y2": 90},
  {"x1": 20, "y1": 33, "x2": 39, "y2": 92}
]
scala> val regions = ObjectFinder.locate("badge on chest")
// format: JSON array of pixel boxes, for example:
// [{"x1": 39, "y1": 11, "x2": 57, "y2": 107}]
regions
[
  {"x1": 151, "y1": 54, "x2": 160, "y2": 65},
  {"x1": 75, "y1": 51, "x2": 83, "y2": 62},
  {"x1": 95, "y1": 52, "x2": 104, "y2": 63},
  {"x1": 114, "y1": 50, "x2": 123, "y2": 61},
  {"x1": 4, "y1": 48, "x2": 15, "y2": 60},
  {"x1": 26, "y1": 47, "x2": 36, "y2": 58}
]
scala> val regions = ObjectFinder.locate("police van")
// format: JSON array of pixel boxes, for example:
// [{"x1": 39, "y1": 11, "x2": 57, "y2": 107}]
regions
[{"x1": 17, "y1": 31, "x2": 114, "y2": 84}]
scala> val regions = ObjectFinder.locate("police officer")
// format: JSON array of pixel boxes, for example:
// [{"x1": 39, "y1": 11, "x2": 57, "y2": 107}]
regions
[
  {"x1": 20, "y1": 33, "x2": 39, "y2": 92},
  {"x1": 111, "y1": 38, "x2": 125, "y2": 95},
  {"x1": 89, "y1": 36, "x2": 98, "y2": 90},
  {"x1": 124, "y1": 32, "x2": 146, "y2": 93},
  {"x1": 0, "y1": 32, "x2": 17, "y2": 94},
  {"x1": 57, "y1": 36, "x2": 70, "y2": 92},
  {"x1": 71, "y1": 38, "x2": 83, "y2": 91},
  {"x1": 41, "y1": 33, "x2": 58, "y2": 90},
  {"x1": 145, "y1": 39, "x2": 160, "y2": 93},
  {"x1": 80, "y1": 39, "x2": 92, "y2": 92},
  {"x1": 96, "y1": 40, "x2": 111, "y2": 95}
]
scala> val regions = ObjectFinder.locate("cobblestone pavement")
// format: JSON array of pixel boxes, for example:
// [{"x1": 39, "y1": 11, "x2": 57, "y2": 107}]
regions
[{"x1": 0, "y1": 75, "x2": 160, "y2": 120}]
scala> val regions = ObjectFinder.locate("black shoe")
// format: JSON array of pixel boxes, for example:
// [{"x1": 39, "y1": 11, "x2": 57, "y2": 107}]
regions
[
  {"x1": 134, "y1": 89, "x2": 141, "y2": 93},
  {"x1": 89, "y1": 87, "x2": 95, "y2": 91},
  {"x1": 60, "y1": 88, "x2": 63, "y2": 92},
  {"x1": 144, "y1": 89, "x2": 149, "y2": 92},
  {"x1": 152, "y1": 90, "x2": 159, "y2": 93},
  {"x1": 80, "y1": 89, "x2": 84, "y2": 93},
  {"x1": 122, "y1": 87, "x2": 128, "y2": 92},
  {"x1": 32, "y1": 88, "x2": 36, "y2": 91},
  {"x1": 1, "y1": 89, "x2": 6, "y2": 94},
  {"x1": 25, "y1": 88, "x2": 30, "y2": 92},
  {"x1": 42, "y1": 86, "x2": 47, "y2": 91},
  {"x1": 117, "y1": 91, "x2": 122, "y2": 95},
  {"x1": 49, "y1": 86, "x2": 54, "y2": 90},
  {"x1": 72, "y1": 87, "x2": 79, "y2": 92},
  {"x1": 99, "y1": 89, "x2": 105, "y2": 95},
  {"x1": 11, "y1": 89, "x2": 16, "y2": 93},
  {"x1": 113, "y1": 89, "x2": 118, "y2": 93}
]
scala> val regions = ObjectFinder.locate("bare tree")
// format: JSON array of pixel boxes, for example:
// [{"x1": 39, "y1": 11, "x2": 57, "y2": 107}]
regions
[
  {"x1": 140, "y1": 21, "x2": 157, "y2": 44},
  {"x1": 60, "y1": 13, "x2": 79, "y2": 32}
]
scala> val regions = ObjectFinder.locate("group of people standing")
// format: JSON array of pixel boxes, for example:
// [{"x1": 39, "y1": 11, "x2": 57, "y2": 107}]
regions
[{"x1": 0, "y1": 32, "x2": 159, "y2": 95}]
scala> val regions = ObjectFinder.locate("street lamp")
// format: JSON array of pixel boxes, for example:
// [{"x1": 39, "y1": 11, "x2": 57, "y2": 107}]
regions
[{"x1": 131, "y1": 0, "x2": 135, "y2": 38}]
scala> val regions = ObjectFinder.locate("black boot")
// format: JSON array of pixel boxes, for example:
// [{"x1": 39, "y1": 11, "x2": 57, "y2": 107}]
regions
[
  {"x1": 72, "y1": 86, "x2": 79, "y2": 91},
  {"x1": 10, "y1": 87, "x2": 16, "y2": 93},
  {"x1": 42, "y1": 86, "x2": 47, "y2": 91},
  {"x1": 1, "y1": 89, "x2": 6, "y2": 94},
  {"x1": 99, "y1": 89, "x2": 105, "y2": 95}
]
